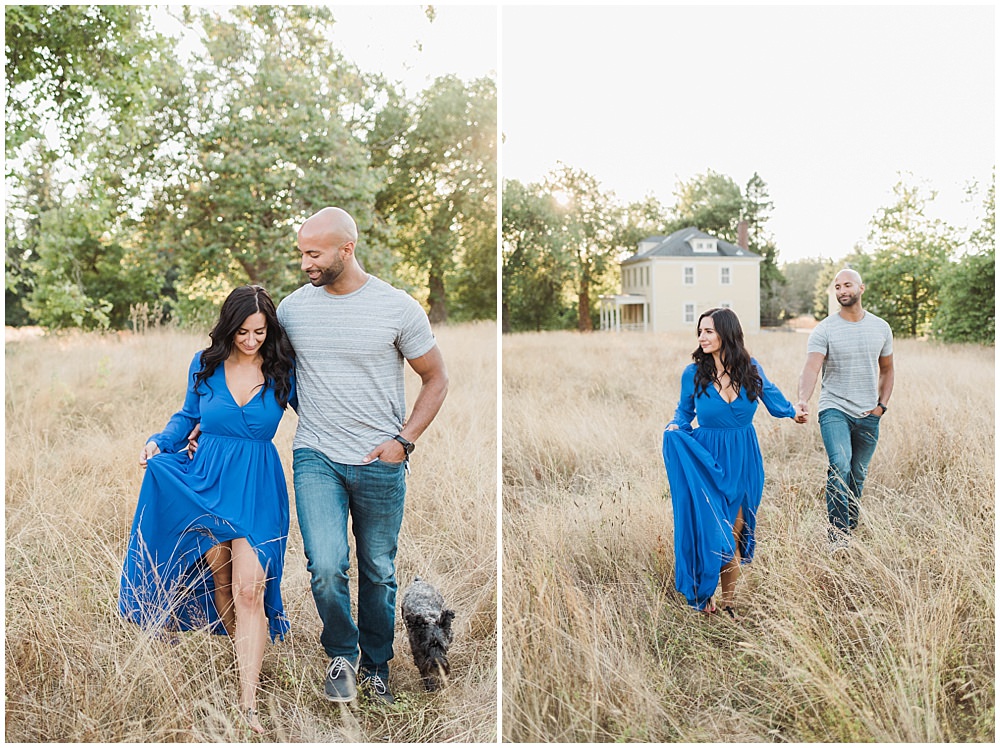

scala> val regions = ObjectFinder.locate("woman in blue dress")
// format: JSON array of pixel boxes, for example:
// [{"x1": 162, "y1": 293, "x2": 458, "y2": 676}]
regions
[
  {"x1": 663, "y1": 308, "x2": 806, "y2": 620},
  {"x1": 118, "y1": 285, "x2": 295, "y2": 733}
]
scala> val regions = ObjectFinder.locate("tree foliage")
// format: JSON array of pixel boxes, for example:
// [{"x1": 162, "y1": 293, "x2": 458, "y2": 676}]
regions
[
  {"x1": 372, "y1": 75, "x2": 497, "y2": 323},
  {"x1": 669, "y1": 169, "x2": 743, "y2": 238},
  {"x1": 5, "y1": 5, "x2": 498, "y2": 331},
  {"x1": 542, "y1": 165, "x2": 626, "y2": 331},
  {"x1": 778, "y1": 257, "x2": 831, "y2": 319},
  {"x1": 848, "y1": 180, "x2": 954, "y2": 337},
  {"x1": 151, "y1": 5, "x2": 382, "y2": 322},
  {"x1": 501, "y1": 179, "x2": 574, "y2": 332},
  {"x1": 933, "y1": 174, "x2": 995, "y2": 344},
  {"x1": 5, "y1": 5, "x2": 167, "y2": 156}
]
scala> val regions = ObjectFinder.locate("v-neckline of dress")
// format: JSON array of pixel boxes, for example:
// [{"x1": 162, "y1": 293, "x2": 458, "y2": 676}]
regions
[
  {"x1": 712, "y1": 382, "x2": 740, "y2": 405},
  {"x1": 222, "y1": 363, "x2": 264, "y2": 409}
]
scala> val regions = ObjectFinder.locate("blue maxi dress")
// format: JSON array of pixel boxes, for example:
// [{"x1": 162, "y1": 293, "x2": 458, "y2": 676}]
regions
[
  {"x1": 662, "y1": 359, "x2": 795, "y2": 611},
  {"x1": 118, "y1": 352, "x2": 295, "y2": 641}
]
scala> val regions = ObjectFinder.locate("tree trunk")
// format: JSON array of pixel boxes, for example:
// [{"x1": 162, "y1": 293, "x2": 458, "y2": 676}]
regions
[
  {"x1": 428, "y1": 270, "x2": 448, "y2": 325},
  {"x1": 577, "y1": 274, "x2": 592, "y2": 332}
]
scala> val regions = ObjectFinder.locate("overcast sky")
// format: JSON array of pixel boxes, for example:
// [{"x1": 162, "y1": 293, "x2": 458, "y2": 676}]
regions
[
  {"x1": 326, "y1": 5, "x2": 498, "y2": 94},
  {"x1": 501, "y1": 4, "x2": 995, "y2": 262}
]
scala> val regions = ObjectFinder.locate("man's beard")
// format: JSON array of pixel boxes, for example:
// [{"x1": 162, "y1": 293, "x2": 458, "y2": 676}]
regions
[
  {"x1": 311, "y1": 261, "x2": 343, "y2": 287},
  {"x1": 838, "y1": 293, "x2": 860, "y2": 307}
]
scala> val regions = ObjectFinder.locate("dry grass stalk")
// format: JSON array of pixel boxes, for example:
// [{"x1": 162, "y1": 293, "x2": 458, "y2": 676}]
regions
[
  {"x1": 502, "y1": 329, "x2": 994, "y2": 742},
  {"x1": 5, "y1": 321, "x2": 497, "y2": 742}
]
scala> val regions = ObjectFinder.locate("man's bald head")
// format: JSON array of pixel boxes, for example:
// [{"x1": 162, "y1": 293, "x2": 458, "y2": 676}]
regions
[
  {"x1": 834, "y1": 268, "x2": 863, "y2": 286},
  {"x1": 298, "y1": 207, "x2": 358, "y2": 249}
]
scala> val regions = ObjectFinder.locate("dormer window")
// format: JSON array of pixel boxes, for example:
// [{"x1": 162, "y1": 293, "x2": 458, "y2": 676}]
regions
[{"x1": 692, "y1": 238, "x2": 717, "y2": 253}]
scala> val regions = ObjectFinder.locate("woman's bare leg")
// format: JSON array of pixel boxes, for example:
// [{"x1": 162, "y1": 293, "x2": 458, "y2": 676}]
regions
[
  {"x1": 204, "y1": 542, "x2": 235, "y2": 636},
  {"x1": 231, "y1": 537, "x2": 267, "y2": 734},
  {"x1": 719, "y1": 507, "x2": 745, "y2": 609}
]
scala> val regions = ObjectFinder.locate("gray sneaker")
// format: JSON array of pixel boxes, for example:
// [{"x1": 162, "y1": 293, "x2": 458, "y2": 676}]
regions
[
  {"x1": 324, "y1": 657, "x2": 357, "y2": 702},
  {"x1": 828, "y1": 530, "x2": 851, "y2": 555},
  {"x1": 358, "y1": 670, "x2": 395, "y2": 705}
]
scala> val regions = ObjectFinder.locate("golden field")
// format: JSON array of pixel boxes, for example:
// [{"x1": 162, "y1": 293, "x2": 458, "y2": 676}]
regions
[
  {"x1": 502, "y1": 329, "x2": 994, "y2": 742},
  {"x1": 5, "y1": 321, "x2": 497, "y2": 742}
]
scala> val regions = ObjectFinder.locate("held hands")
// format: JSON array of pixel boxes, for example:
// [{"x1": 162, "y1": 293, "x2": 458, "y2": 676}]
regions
[
  {"x1": 665, "y1": 424, "x2": 679, "y2": 431},
  {"x1": 139, "y1": 441, "x2": 160, "y2": 467},
  {"x1": 793, "y1": 402, "x2": 809, "y2": 424},
  {"x1": 362, "y1": 438, "x2": 408, "y2": 464}
]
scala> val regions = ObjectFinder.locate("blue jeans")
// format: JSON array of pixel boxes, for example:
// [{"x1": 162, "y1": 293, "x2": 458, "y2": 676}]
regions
[
  {"x1": 293, "y1": 448, "x2": 407, "y2": 679},
  {"x1": 818, "y1": 408, "x2": 881, "y2": 534}
]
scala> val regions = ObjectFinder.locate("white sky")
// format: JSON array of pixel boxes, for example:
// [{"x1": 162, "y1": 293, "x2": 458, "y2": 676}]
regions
[
  {"x1": 325, "y1": 5, "x2": 498, "y2": 94},
  {"x1": 160, "y1": 5, "x2": 498, "y2": 93},
  {"x1": 501, "y1": 4, "x2": 995, "y2": 262}
]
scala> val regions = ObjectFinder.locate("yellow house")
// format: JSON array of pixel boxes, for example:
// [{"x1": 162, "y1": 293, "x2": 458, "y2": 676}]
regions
[{"x1": 600, "y1": 226, "x2": 763, "y2": 334}]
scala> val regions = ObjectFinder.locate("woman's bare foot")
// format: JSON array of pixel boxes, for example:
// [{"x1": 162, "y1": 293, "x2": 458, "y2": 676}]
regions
[
  {"x1": 240, "y1": 706, "x2": 264, "y2": 734},
  {"x1": 701, "y1": 596, "x2": 717, "y2": 615}
]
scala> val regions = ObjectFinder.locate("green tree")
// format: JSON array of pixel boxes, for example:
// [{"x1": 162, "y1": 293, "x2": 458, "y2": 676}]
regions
[
  {"x1": 147, "y1": 5, "x2": 381, "y2": 323},
  {"x1": 372, "y1": 75, "x2": 497, "y2": 323},
  {"x1": 669, "y1": 169, "x2": 743, "y2": 238},
  {"x1": 933, "y1": 174, "x2": 995, "y2": 344},
  {"x1": 742, "y1": 172, "x2": 785, "y2": 326},
  {"x1": 501, "y1": 179, "x2": 574, "y2": 332},
  {"x1": 851, "y1": 179, "x2": 954, "y2": 337},
  {"x1": 5, "y1": 5, "x2": 165, "y2": 156},
  {"x1": 23, "y1": 197, "x2": 161, "y2": 329},
  {"x1": 779, "y1": 257, "x2": 831, "y2": 319},
  {"x1": 616, "y1": 195, "x2": 670, "y2": 251},
  {"x1": 5, "y1": 5, "x2": 187, "y2": 327},
  {"x1": 544, "y1": 165, "x2": 624, "y2": 331}
]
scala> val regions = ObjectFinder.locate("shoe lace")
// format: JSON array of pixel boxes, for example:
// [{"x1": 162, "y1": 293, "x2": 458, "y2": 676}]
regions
[
  {"x1": 326, "y1": 656, "x2": 355, "y2": 679},
  {"x1": 362, "y1": 672, "x2": 388, "y2": 695}
]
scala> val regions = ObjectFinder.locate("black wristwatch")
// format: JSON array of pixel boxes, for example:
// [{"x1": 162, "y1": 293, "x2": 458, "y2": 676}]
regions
[
  {"x1": 877, "y1": 402, "x2": 888, "y2": 414},
  {"x1": 393, "y1": 434, "x2": 415, "y2": 456}
]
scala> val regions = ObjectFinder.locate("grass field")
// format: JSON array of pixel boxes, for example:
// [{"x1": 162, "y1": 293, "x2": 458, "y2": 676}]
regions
[
  {"x1": 501, "y1": 329, "x2": 994, "y2": 742},
  {"x1": 5, "y1": 321, "x2": 497, "y2": 742}
]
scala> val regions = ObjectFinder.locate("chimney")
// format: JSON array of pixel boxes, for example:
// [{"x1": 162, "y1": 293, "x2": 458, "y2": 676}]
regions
[{"x1": 737, "y1": 220, "x2": 749, "y2": 250}]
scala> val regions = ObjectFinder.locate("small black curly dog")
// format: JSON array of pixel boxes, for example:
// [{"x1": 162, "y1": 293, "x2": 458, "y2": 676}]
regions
[{"x1": 401, "y1": 578, "x2": 455, "y2": 691}]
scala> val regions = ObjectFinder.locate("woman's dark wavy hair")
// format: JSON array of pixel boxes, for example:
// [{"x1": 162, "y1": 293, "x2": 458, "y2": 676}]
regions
[
  {"x1": 195, "y1": 285, "x2": 295, "y2": 408},
  {"x1": 691, "y1": 307, "x2": 762, "y2": 402}
]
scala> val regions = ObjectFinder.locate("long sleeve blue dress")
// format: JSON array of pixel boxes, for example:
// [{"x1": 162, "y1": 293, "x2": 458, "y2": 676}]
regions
[
  {"x1": 118, "y1": 352, "x2": 295, "y2": 641},
  {"x1": 662, "y1": 358, "x2": 795, "y2": 611}
]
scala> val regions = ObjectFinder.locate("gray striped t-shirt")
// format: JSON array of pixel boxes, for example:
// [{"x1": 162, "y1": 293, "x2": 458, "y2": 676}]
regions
[
  {"x1": 807, "y1": 311, "x2": 893, "y2": 418},
  {"x1": 277, "y1": 276, "x2": 436, "y2": 465}
]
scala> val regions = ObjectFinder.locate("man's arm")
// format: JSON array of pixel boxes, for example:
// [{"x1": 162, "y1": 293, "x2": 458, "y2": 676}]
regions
[
  {"x1": 797, "y1": 351, "x2": 825, "y2": 414},
  {"x1": 875, "y1": 354, "x2": 894, "y2": 414},
  {"x1": 363, "y1": 344, "x2": 449, "y2": 463}
]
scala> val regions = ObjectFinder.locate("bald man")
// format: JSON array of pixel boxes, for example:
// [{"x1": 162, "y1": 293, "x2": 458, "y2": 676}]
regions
[
  {"x1": 277, "y1": 207, "x2": 448, "y2": 704},
  {"x1": 798, "y1": 269, "x2": 894, "y2": 552}
]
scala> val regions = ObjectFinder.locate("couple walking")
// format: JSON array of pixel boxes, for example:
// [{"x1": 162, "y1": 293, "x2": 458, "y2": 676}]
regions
[
  {"x1": 662, "y1": 269, "x2": 894, "y2": 618},
  {"x1": 117, "y1": 207, "x2": 449, "y2": 732}
]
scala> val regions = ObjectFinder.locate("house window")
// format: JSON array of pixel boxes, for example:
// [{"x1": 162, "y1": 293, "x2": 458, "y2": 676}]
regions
[
  {"x1": 683, "y1": 266, "x2": 695, "y2": 285},
  {"x1": 644, "y1": 267, "x2": 649, "y2": 286},
  {"x1": 684, "y1": 303, "x2": 696, "y2": 324},
  {"x1": 720, "y1": 266, "x2": 731, "y2": 285}
]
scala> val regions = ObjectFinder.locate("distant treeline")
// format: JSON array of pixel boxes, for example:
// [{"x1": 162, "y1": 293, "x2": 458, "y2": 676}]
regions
[{"x1": 502, "y1": 167, "x2": 994, "y2": 344}]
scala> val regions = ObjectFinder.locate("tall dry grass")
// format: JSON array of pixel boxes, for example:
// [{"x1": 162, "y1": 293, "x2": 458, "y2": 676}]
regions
[
  {"x1": 5, "y1": 321, "x2": 497, "y2": 742},
  {"x1": 502, "y1": 329, "x2": 994, "y2": 742}
]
